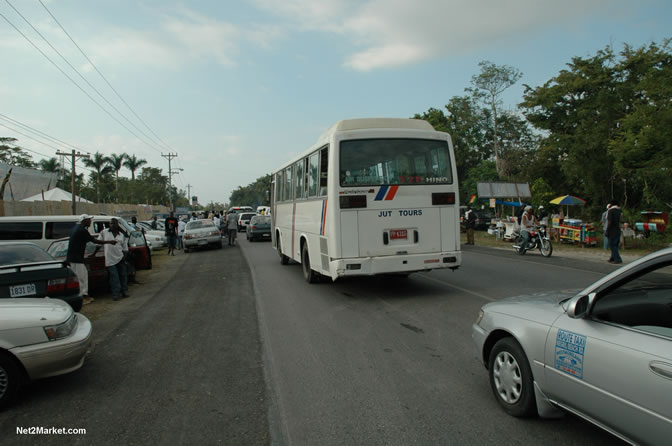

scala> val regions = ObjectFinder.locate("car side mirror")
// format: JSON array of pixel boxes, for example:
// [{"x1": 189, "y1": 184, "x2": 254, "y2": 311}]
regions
[{"x1": 567, "y1": 293, "x2": 595, "y2": 319}]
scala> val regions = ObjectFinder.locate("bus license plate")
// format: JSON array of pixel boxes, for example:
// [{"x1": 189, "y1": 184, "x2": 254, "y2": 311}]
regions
[
  {"x1": 390, "y1": 229, "x2": 408, "y2": 240},
  {"x1": 10, "y1": 283, "x2": 37, "y2": 297}
]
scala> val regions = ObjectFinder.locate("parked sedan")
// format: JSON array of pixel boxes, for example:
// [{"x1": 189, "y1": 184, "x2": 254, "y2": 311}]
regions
[
  {"x1": 0, "y1": 298, "x2": 92, "y2": 409},
  {"x1": 0, "y1": 242, "x2": 82, "y2": 312},
  {"x1": 136, "y1": 222, "x2": 167, "y2": 250},
  {"x1": 47, "y1": 230, "x2": 151, "y2": 291},
  {"x1": 246, "y1": 215, "x2": 271, "y2": 241},
  {"x1": 472, "y1": 248, "x2": 672, "y2": 445},
  {"x1": 183, "y1": 219, "x2": 223, "y2": 252}
]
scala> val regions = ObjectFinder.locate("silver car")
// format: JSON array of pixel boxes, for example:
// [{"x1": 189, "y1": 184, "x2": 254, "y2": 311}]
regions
[
  {"x1": 0, "y1": 298, "x2": 93, "y2": 409},
  {"x1": 472, "y1": 248, "x2": 672, "y2": 445},
  {"x1": 183, "y1": 219, "x2": 223, "y2": 252}
]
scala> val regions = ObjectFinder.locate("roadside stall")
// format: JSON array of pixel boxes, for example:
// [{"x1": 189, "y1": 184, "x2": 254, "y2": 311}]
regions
[
  {"x1": 549, "y1": 195, "x2": 597, "y2": 246},
  {"x1": 635, "y1": 211, "x2": 668, "y2": 235}
]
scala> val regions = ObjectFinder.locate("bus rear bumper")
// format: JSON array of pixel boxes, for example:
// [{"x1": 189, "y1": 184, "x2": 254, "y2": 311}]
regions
[{"x1": 330, "y1": 251, "x2": 461, "y2": 279}]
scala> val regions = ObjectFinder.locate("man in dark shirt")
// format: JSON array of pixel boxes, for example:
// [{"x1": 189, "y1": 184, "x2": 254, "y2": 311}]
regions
[
  {"x1": 165, "y1": 211, "x2": 179, "y2": 256},
  {"x1": 606, "y1": 200, "x2": 623, "y2": 264},
  {"x1": 66, "y1": 214, "x2": 117, "y2": 304}
]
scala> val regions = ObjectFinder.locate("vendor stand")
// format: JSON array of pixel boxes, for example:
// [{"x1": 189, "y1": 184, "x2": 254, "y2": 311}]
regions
[
  {"x1": 635, "y1": 211, "x2": 668, "y2": 234},
  {"x1": 552, "y1": 218, "x2": 598, "y2": 246}
]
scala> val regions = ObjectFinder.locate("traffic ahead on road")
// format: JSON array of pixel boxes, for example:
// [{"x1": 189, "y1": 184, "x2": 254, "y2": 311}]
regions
[{"x1": 0, "y1": 210, "x2": 670, "y2": 445}]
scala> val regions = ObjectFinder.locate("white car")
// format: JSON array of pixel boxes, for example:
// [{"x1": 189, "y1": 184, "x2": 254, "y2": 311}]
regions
[
  {"x1": 183, "y1": 219, "x2": 223, "y2": 252},
  {"x1": 237, "y1": 212, "x2": 257, "y2": 232},
  {"x1": 0, "y1": 298, "x2": 92, "y2": 409},
  {"x1": 136, "y1": 222, "x2": 167, "y2": 250}
]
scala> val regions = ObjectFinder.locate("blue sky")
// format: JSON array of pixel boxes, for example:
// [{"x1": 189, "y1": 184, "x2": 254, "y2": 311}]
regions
[{"x1": 1, "y1": 0, "x2": 670, "y2": 205}]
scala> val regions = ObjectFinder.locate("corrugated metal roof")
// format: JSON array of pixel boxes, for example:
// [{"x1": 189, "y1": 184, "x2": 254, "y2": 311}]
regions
[{"x1": 476, "y1": 182, "x2": 531, "y2": 198}]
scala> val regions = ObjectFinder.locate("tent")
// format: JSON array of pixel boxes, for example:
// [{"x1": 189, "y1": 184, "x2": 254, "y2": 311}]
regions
[{"x1": 21, "y1": 187, "x2": 93, "y2": 203}]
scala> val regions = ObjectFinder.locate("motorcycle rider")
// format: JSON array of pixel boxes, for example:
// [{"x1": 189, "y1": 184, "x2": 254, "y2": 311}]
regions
[{"x1": 520, "y1": 205, "x2": 539, "y2": 253}]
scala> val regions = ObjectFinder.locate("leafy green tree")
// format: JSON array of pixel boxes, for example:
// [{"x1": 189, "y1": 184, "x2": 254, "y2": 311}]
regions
[
  {"x1": 469, "y1": 61, "x2": 523, "y2": 177},
  {"x1": 123, "y1": 154, "x2": 147, "y2": 181},
  {"x1": 136, "y1": 167, "x2": 169, "y2": 205},
  {"x1": 229, "y1": 175, "x2": 271, "y2": 208},
  {"x1": 39, "y1": 157, "x2": 61, "y2": 172},
  {"x1": 106, "y1": 153, "x2": 126, "y2": 201},
  {"x1": 0, "y1": 137, "x2": 36, "y2": 168},
  {"x1": 461, "y1": 160, "x2": 498, "y2": 204},
  {"x1": 83, "y1": 152, "x2": 114, "y2": 203}
]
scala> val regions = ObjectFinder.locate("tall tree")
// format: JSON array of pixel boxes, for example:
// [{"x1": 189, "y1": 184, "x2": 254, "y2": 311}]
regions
[
  {"x1": 38, "y1": 157, "x2": 61, "y2": 172},
  {"x1": 469, "y1": 61, "x2": 523, "y2": 178},
  {"x1": 123, "y1": 154, "x2": 147, "y2": 181},
  {"x1": 83, "y1": 152, "x2": 113, "y2": 203},
  {"x1": 0, "y1": 137, "x2": 36, "y2": 168},
  {"x1": 107, "y1": 153, "x2": 126, "y2": 201}
]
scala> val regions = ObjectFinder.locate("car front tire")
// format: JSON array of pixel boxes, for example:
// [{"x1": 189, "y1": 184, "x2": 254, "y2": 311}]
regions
[
  {"x1": 488, "y1": 337, "x2": 537, "y2": 418},
  {"x1": 0, "y1": 352, "x2": 20, "y2": 410}
]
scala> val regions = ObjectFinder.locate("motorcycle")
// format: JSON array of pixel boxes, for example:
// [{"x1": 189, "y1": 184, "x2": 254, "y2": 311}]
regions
[{"x1": 512, "y1": 226, "x2": 553, "y2": 257}]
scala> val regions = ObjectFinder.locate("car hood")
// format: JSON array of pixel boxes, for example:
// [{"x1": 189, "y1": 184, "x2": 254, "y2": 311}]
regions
[
  {"x1": 0, "y1": 298, "x2": 71, "y2": 330},
  {"x1": 482, "y1": 289, "x2": 579, "y2": 324}
]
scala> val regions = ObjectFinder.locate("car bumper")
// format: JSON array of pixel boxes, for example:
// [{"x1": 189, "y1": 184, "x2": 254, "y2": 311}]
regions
[
  {"x1": 248, "y1": 230, "x2": 271, "y2": 239},
  {"x1": 330, "y1": 251, "x2": 461, "y2": 278},
  {"x1": 184, "y1": 235, "x2": 222, "y2": 248},
  {"x1": 471, "y1": 322, "x2": 488, "y2": 367},
  {"x1": 12, "y1": 313, "x2": 93, "y2": 381}
]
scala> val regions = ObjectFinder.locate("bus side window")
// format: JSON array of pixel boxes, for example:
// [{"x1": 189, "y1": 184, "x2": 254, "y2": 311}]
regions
[
  {"x1": 308, "y1": 152, "x2": 319, "y2": 197},
  {"x1": 296, "y1": 160, "x2": 304, "y2": 199},
  {"x1": 319, "y1": 146, "x2": 328, "y2": 196},
  {"x1": 285, "y1": 166, "x2": 293, "y2": 201}
]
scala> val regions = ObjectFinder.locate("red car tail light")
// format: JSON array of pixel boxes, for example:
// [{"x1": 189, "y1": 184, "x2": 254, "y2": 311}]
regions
[
  {"x1": 47, "y1": 278, "x2": 66, "y2": 293},
  {"x1": 66, "y1": 275, "x2": 80, "y2": 292},
  {"x1": 251, "y1": 226, "x2": 257, "y2": 230}
]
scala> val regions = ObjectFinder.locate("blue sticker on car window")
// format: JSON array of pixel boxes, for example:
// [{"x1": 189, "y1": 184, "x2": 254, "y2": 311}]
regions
[{"x1": 555, "y1": 329, "x2": 587, "y2": 379}]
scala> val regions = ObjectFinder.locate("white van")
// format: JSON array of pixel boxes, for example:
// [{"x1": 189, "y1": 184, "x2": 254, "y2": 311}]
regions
[{"x1": 0, "y1": 215, "x2": 151, "y2": 251}]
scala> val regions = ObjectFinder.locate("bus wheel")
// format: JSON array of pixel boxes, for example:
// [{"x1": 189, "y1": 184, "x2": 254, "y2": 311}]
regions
[
  {"x1": 301, "y1": 243, "x2": 319, "y2": 283},
  {"x1": 278, "y1": 235, "x2": 289, "y2": 265}
]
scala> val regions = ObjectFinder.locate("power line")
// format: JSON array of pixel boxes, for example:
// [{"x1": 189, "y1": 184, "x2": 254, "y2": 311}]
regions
[
  {"x1": 0, "y1": 113, "x2": 80, "y2": 152},
  {"x1": 38, "y1": 0, "x2": 177, "y2": 155},
  {"x1": 0, "y1": 4, "x2": 163, "y2": 155}
]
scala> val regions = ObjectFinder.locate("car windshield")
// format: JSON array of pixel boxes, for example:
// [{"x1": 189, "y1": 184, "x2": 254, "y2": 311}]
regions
[
  {"x1": 186, "y1": 221, "x2": 215, "y2": 230},
  {"x1": 251, "y1": 216, "x2": 271, "y2": 224},
  {"x1": 0, "y1": 244, "x2": 54, "y2": 264}
]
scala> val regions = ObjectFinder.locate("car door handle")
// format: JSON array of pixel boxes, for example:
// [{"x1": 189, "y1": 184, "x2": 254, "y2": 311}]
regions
[{"x1": 649, "y1": 361, "x2": 672, "y2": 380}]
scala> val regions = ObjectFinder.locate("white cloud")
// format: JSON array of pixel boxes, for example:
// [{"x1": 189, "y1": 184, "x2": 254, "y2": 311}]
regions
[{"x1": 252, "y1": 0, "x2": 614, "y2": 71}]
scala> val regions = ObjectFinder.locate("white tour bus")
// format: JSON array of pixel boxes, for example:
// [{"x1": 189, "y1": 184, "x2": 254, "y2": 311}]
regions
[{"x1": 271, "y1": 118, "x2": 461, "y2": 283}]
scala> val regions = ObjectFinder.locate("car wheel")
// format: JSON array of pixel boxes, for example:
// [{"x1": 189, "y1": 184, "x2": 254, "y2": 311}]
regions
[
  {"x1": 301, "y1": 243, "x2": 319, "y2": 283},
  {"x1": 488, "y1": 337, "x2": 537, "y2": 418},
  {"x1": 0, "y1": 352, "x2": 20, "y2": 410},
  {"x1": 278, "y1": 235, "x2": 289, "y2": 265}
]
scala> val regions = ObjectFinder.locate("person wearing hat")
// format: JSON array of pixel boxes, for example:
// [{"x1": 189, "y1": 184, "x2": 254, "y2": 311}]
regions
[{"x1": 66, "y1": 214, "x2": 117, "y2": 305}]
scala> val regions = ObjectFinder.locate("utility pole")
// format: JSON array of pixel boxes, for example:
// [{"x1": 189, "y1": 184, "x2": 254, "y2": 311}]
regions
[
  {"x1": 161, "y1": 152, "x2": 177, "y2": 211},
  {"x1": 56, "y1": 150, "x2": 89, "y2": 215},
  {"x1": 186, "y1": 184, "x2": 192, "y2": 210}
]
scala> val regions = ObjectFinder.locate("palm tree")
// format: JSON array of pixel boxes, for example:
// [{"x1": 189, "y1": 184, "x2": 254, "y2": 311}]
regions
[
  {"x1": 107, "y1": 153, "x2": 126, "y2": 201},
  {"x1": 83, "y1": 152, "x2": 113, "y2": 203},
  {"x1": 123, "y1": 154, "x2": 147, "y2": 181},
  {"x1": 38, "y1": 157, "x2": 61, "y2": 172}
]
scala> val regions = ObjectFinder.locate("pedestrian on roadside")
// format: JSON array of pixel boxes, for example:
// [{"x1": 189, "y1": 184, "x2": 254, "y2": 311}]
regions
[
  {"x1": 150, "y1": 215, "x2": 158, "y2": 230},
  {"x1": 177, "y1": 217, "x2": 186, "y2": 250},
  {"x1": 98, "y1": 218, "x2": 130, "y2": 301},
  {"x1": 213, "y1": 212, "x2": 220, "y2": 229},
  {"x1": 226, "y1": 211, "x2": 239, "y2": 246},
  {"x1": 165, "y1": 211, "x2": 179, "y2": 256},
  {"x1": 130, "y1": 216, "x2": 138, "y2": 230},
  {"x1": 465, "y1": 206, "x2": 476, "y2": 245},
  {"x1": 66, "y1": 214, "x2": 117, "y2": 305},
  {"x1": 601, "y1": 204, "x2": 610, "y2": 250},
  {"x1": 606, "y1": 200, "x2": 622, "y2": 264}
]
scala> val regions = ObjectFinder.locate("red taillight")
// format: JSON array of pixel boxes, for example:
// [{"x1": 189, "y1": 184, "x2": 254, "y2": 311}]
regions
[
  {"x1": 66, "y1": 275, "x2": 80, "y2": 291},
  {"x1": 47, "y1": 278, "x2": 66, "y2": 293},
  {"x1": 251, "y1": 226, "x2": 257, "y2": 230}
]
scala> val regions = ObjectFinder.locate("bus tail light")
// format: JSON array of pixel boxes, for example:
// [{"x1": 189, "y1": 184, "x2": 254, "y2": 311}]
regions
[
  {"x1": 432, "y1": 192, "x2": 455, "y2": 205},
  {"x1": 340, "y1": 195, "x2": 367, "y2": 209}
]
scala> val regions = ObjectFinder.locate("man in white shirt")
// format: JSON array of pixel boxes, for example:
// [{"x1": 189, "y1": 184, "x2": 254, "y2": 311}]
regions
[
  {"x1": 177, "y1": 218, "x2": 186, "y2": 250},
  {"x1": 99, "y1": 218, "x2": 130, "y2": 300}
]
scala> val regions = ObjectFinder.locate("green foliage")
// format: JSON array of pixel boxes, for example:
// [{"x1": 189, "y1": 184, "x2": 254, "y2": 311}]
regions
[
  {"x1": 529, "y1": 178, "x2": 554, "y2": 209},
  {"x1": 461, "y1": 160, "x2": 498, "y2": 203},
  {"x1": 0, "y1": 137, "x2": 36, "y2": 168},
  {"x1": 229, "y1": 174, "x2": 271, "y2": 208}
]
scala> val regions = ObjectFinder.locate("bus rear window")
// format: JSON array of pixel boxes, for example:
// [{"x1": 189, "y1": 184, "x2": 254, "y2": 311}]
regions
[{"x1": 340, "y1": 139, "x2": 452, "y2": 187}]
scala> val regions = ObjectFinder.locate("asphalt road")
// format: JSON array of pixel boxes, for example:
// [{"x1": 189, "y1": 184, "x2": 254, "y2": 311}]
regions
[
  {"x1": 243, "y1": 239, "x2": 625, "y2": 445},
  {"x1": 0, "y1": 238, "x2": 628, "y2": 445},
  {"x1": 0, "y1": 245, "x2": 269, "y2": 445}
]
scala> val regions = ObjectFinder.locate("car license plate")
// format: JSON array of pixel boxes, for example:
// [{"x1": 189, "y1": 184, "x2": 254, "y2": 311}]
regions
[
  {"x1": 262, "y1": 233, "x2": 270, "y2": 237},
  {"x1": 10, "y1": 283, "x2": 37, "y2": 297},
  {"x1": 390, "y1": 229, "x2": 408, "y2": 240},
  {"x1": 198, "y1": 240, "x2": 207, "y2": 245}
]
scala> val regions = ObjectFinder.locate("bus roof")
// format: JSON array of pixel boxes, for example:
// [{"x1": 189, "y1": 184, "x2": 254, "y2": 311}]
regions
[{"x1": 326, "y1": 118, "x2": 435, "y2": 134}]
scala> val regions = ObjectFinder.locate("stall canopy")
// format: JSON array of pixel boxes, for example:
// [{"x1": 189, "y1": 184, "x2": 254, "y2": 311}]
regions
[
  {"x1": 22, "y1": 187, "x2": 93, "y2": 203},
  {"x1": 550, "y1": 194, "x2": 585, "y2": 217}
]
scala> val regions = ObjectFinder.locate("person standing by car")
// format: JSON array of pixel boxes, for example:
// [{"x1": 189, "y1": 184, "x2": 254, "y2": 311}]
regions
[
  {"x1": 177, "y1": 217, "x2": 186, "y2": 250},
  {"x1": 226, "y1": 211, "x2": 238, "y2": 246},
  {"x1": 606, "y1": 200, "x2": 623, "y2": 264},
  {"x1": 98, "y1": 218, "x2": 129, "y2": 301},
  {"x1": 165, "y1": 211, "x2": 178, "y2": 256},
  {"x1": 465, "y1": 206, "x2": 476, "y2": 245},
  {"x1": 66, "y1": 214, "x2": 117, "y2": 305},
  {"x1": 150, "y1": 215, "x2": 158, "y2": 230}
]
